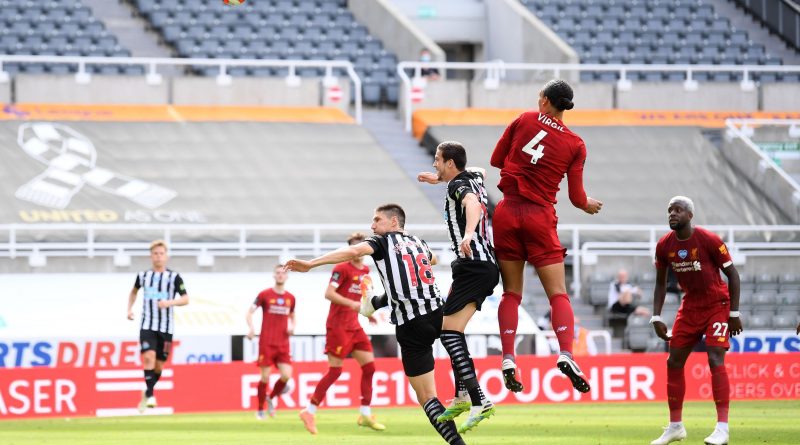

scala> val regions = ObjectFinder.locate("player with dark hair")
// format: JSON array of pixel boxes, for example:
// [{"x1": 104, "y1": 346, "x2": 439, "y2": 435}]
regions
[
  {"x1": 297, "y1": 232, "x2": 385, "y2": 434},
  {"x1": 246, "y1": 264, "x2": 296, "y2": 419},
  {"x1": 286, "y1": 204, "x2": 467, "y2": 445},
  {"x1": 650, "y1": 196, "x2": 742, "y2": 445},
  {"x1": 418, "y1": 141, "x2": 497, "y2": 433},
  {"x1": 490, "y1": 79, "x2": 603, "y2": 393},
  {"x1": 127, "y1": 239, "x2": 190, "y2": 412}
]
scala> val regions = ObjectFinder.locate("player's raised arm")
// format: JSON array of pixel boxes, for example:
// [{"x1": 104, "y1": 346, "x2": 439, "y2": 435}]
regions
[{"x1": 286, "y1": 242, "x2": 375, "y2": 272}]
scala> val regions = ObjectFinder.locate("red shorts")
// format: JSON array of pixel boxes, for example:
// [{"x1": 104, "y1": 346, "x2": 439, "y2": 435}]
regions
[
  {"x1": 492, "y1": 196, "x2": 566, "y2": 268},
  {"x1": 670, "y1": 304, "x2": 731, "y2": 349},
  {"x1": 325, "y1": 326, "x2": 373, "y2": 359},
  {"x1": 257, "y1": 343, "x2": 291, "y2": 367}
]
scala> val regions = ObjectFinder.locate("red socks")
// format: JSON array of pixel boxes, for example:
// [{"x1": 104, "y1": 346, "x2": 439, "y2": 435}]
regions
[
  {"x1": 361, "y1": 362, "x2": 375, "y2": 406},
  {"x1": 548, "y1": 293, "x2": 574, "y2": 354},
  {"x1": 667, "y1": 367, "x2": 686, "y2": 422},
  {"x1": 310, "y1": 366, "x2": 343, "y2": 406},
  {"x1": 711, "y1": 365, "x2": 730, "y2": 422},
  {"x1": 270, "y1": 378, "x2": 288, "y2": 399},
  {"x1": 257, "y1": 381, "x2": 267, "y2": 410},
  {"x1": 498, "y1": 291, "x2": 522, "y2": 358}
]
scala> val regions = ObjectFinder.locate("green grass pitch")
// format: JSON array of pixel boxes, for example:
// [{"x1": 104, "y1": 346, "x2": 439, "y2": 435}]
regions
[{"x1": 2, "y1": 400, "x2": 797, "y2": 444}]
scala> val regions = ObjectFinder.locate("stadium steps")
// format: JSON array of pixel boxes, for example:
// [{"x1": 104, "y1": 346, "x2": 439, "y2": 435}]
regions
[
  {"x1": 83, "y1": 0, "x2": 174, "y2": 59},
  {"x1": 361, "y1": 109, "x2": 445, "y2": 208},
  {"x1": 423, "y1": 124, "x2": 792, "y2": 226},
  {"x1": 710, "y1": 0, "x2": 800, "y2": 65}
]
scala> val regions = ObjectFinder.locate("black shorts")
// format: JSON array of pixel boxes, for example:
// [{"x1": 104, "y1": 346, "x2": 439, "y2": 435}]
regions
[
  {"x1": 443, "y1": 259, "x2": 500, "y2": 316},
  {"x1": 395, "y1": 308, "x2": 443, "y2": 377},
  {"x1": 140, "y1": 329, "x2": 173, "y2": 362}
]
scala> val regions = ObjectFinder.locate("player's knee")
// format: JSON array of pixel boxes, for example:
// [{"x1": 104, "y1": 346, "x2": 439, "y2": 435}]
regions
[{"x1": 501, "y1": 291, "x2": 522, "y2": 306}]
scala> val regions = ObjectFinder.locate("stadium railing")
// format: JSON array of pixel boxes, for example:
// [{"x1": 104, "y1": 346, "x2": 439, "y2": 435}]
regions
[
  {"x1": 0, "y1": 54, "x2": 363, "y2": 123},
  {"x1": 3, "y1": 222, "x2": 799, "y2": 294},
  {"x1": 396, "y1": 60, "x2": 800, "y2": 132}
]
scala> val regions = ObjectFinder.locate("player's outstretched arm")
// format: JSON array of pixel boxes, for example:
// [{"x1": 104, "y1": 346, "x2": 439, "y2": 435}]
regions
[
  {"x1": 651, "y1": 267, "x2": 671, "y2": 341},
  {"x1": 127, "y1": 288, "x2": 138, "y2": 320},
  {"x1": 286, "y1": 242, "x2": 375, "y2": 272}
]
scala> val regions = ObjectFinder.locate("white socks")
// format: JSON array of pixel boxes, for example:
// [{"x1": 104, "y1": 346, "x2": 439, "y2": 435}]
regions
[
  {"x1": 306, "y1": 403, "x2": 318, "y2": 414},
  {"x1": 716, "y1": 422, "x2": 729, "y2": 432},
  {"x1": 669, "y1": 421, "x2": 684, "y2": 428},
  {"x1": 360, "y1": 406, "x2": 371, "y2": 416}
]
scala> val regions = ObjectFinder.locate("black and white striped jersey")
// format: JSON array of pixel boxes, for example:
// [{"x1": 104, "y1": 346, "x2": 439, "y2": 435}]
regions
[
  {"x1": 445, "y1": 170, "x2": 496, "y2": 263},
  {"x1": 134, "y1": 270, "x2": 187, "y2": 334},
  {"x1": 366, "y1": 232, "x2": 443, "y2": 325}
]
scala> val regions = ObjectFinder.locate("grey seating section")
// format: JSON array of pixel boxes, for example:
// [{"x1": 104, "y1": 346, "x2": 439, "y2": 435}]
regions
[
  {"x1": 423, "y1": 125, "x2": 792, "y2": 226},
  {"x1": 520, "y1": 0, "x2": 789, "y2": 83},
  {"x1": 0, "y1": 121, "x2": 443, "y2": 230},
  {"x1": 135, "y1": 0, "x2": 400, "y2": 105},
  {"x1": 624, "y1": 314, "x2": 652, "y2": 351},
  {"x1": 0, "y1": 0, "x2": 133, "y2": 75}
]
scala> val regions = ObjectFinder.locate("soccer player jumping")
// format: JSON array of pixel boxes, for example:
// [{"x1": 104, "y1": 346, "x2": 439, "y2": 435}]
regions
[
  {"x1": 418, "y1": 141, "x2": 498, "y2": 433},
  {"x1": 490, "y1": 79, "x2": 602, "y2": 393},
  {"x1": 650, "y1": 196, "x2": 742, "y2": 445}
]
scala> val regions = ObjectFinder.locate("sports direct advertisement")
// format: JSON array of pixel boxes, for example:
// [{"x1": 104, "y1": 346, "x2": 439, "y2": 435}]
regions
[{"x1": 1, "y1": 353, "x2": 798, "y2": 419}]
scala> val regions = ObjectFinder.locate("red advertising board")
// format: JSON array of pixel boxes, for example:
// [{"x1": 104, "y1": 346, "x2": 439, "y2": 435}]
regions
[{"x1": 1, "y1": 353, "x2": 798, "y2": 419}]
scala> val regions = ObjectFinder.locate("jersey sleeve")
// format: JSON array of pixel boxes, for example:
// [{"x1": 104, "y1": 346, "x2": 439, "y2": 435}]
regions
[
  {"x1": 173, "y1": 274, "x2": 187, "y2": 296},
  {"x1": 330, "y1": 264, "x2": 346, "y2": 288},
  {"x1": 447, "y1": 177, "x2": 473, "y2": 206},
  {"x1": 366, "y1": 235, "x2": 385, "y2": 261},
  {"x1": 421, "y1": 239, "x2": 433, "y2": 261},
  {"x1": 133, "y1": 274, "x2": 141, "y2": 289},
  {"x1": 289, "y1": 293, "x2": 296, "y2": 314},
  {"x1": 566, "y1": 140, "x2": 588, "y2": 210},
  {"x1": 253, "y1": 292, "x2": 263, "y2": 308},
  {"x1": 705, "y1": 231, "x2": 733, "y2": 269},
  {"x1": 654, "y1": 238, "x2": 668, "y2": 270}
]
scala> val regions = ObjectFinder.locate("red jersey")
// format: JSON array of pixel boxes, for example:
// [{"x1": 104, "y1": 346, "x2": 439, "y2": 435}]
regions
[
  {"x1": 490, "y1": 111, "x2": 588, "y2": 209},
  {"x1": 327, "y1": 262, "x2": 370, "y2": 330},
  {"x1": 254, "y1": 288, "x2": 295, "y2": 345},
  {"x1": 654, "y1": 227, "x2": 733, "y2": 309}
]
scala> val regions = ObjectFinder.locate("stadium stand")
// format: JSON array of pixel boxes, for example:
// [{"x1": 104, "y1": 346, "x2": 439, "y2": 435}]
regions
[
  {"x1": 422, "y1": 124, "x2": 791, "y2": 226},
  {"x1": 0, "y1": 0, "x2": 135, "y2": 75},
  {"x1": 132, "y1": 0, "x2": 401, "y2": 105},
  {"x1": 520, "y1": 0, "x2": 795, "y2": 83},
  {"x1": 0, "y1": 119, "x2": 442, "y2": 227}
]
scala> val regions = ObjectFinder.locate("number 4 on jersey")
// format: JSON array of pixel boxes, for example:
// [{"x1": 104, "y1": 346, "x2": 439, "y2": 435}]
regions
[{"x1": 522, "y1": 130, "x2": 547, "y2": 164}]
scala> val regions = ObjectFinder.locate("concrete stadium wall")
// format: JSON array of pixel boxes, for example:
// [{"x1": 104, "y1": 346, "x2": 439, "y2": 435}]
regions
[
  {"x1": 572, "y1": 83, "x2": 615, "y2": 110},
  {"x1": 349, "y1": 0, "x2": 445, "y2": 63},
  {"x1": 617, "y1": 83, "x2": 758, "y2": 111},
  {"x1": 762, "y1": 84, "x2": 800, "y2": 111},
  {"x1": 320, "y1": 78, "x2": 351, "y2": 112},
  {"x1": 172, "y1": 77, "x2": 319, "y2": 106},
  {"x1": 485, "y1": 0, "x2": 579, "y2": 81},
  {"x1": 15, "y1": 75, "x2": 169, "y2": 104},
  {"x1": 0, "y1": 81, "x2": 9, "y2": 103},
  {"x1": 400, "y1": 79, "x2": 468, "y2": 114}
]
